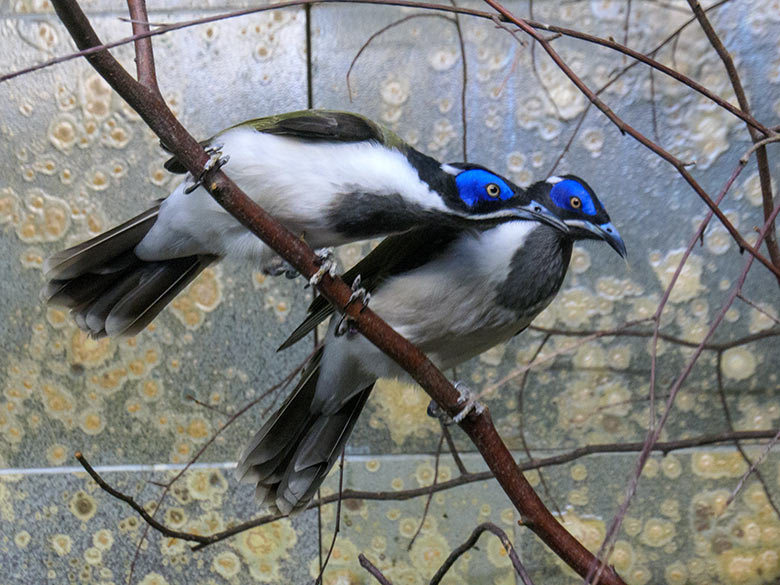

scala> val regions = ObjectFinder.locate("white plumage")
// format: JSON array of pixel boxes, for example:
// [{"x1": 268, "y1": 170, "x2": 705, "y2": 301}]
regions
[{"x1": 137, "y1": 128, "x2": 446, "y2": 268}]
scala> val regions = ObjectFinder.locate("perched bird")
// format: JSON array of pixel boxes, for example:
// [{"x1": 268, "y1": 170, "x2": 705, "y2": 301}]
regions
[
  {"x1": 41, "y1": 110, "x2": 566, "y2": 338},
  {"x1": 235, "y1": 175, "x2": 626, "y2": 514}
]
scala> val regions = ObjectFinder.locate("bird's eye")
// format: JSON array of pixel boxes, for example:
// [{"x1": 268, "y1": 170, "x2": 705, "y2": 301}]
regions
[
  {"x1": 570, "y1": 196, "x2": 582, "y2": 209},
  {"x1": 485, "y1": 183, "x2": 501, "y2": 198}
]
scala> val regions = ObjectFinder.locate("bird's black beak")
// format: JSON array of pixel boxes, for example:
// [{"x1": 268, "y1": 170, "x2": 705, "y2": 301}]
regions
[{"x1": 568, "y1": 220, "x2": 627, "y2": 258}]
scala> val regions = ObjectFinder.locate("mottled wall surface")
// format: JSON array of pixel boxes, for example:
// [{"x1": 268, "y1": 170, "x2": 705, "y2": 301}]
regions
[{"x1": 1, "y1": 0, "x2": 779, "y2": 584}]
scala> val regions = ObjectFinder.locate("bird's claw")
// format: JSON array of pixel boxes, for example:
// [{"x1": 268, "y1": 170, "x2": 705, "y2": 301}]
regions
[
  {"x1": 309, "y1": 248, "x2": 337, "y2": 286},
  {"x1": 426, "y1": 383, "x2": 484, "y2": 425},
  {"x1": 334, "y1": 275, "x2": 370, "y2": 337},
  {"x1": 185, "y1": 144, "x2": 230, "y2": 194},
  {"x1": 262, "y1": 258, "x2": 299, "y2": 279}
]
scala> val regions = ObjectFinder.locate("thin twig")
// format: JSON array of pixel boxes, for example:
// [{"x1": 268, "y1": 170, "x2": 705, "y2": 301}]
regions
[
  {"x1": 125, "y1": 0, "x2": 159, "y2": 92},
  {"x1": 316, "y1": 447, "x2": 346, "y2": 584},
  {"x1": 483, "y1": 0, "x2": 780, "y2": 280},
  {"x1": 346, "y1": 13, "x2": 453, "y2": 102},
  {"x1": 429, "y1": 522, "x2": 534, "y2": 585},
  {"x1": 440, "y1": 421, "x2": 468, "y2": 475},
  {"x1": 76, "y1": 429, "x2": 780, "y2": 550},
  {"x1": 725, "y1": 428, "x2": 780, "y2": 511},
  {"x1": 686, "y1": 0, "x2": 780, "y2": 284},
  {"x1": 715, "y1": 352, "x2": 780, "y2": 520},
  {"x1": 359, "y1": 554, "x2": 395, "y2": 585},
  {"x1": 408, "y1": 434, "x2": 445, "y2": 550}
]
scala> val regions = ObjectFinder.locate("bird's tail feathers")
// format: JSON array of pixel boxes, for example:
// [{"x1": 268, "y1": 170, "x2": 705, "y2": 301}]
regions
[
  {"x1": 235, "y1": 350, "x2": 372, "y2": 515},
  {"x1": 42, "y1": 205, "x2": 215, "y2": 337}
]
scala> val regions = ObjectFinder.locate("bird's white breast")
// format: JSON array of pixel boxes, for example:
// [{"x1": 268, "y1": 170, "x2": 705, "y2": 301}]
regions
[{"x1": 368, "y1": 221, "x2": 540, "y2": 369}]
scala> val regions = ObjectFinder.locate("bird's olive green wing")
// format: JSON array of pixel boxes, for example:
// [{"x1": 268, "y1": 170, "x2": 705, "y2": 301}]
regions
[
  {"x1": 162, "y1": 110, "x2": 407, "y2": 174},
  {"x1": 278, "y1": 227, "x2": 459, "y2": 351}
]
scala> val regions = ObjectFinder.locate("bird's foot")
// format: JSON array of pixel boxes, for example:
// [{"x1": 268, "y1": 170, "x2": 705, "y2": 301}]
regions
[
  {"x1": 335, "y1": 275, "x2": 370, "y2": 337},
  {"x1": 185, "y1": 144, "x2": 230, "y2": 194},
  {"x1": 262, "y1": 258, "x2": 299, "y2": 280},
  {"x1": 426, "y1": 383, "x2": 485, "y2": 425},
  {"x1": 308, "y1": 248, "x2": 337, "y2": 286}
]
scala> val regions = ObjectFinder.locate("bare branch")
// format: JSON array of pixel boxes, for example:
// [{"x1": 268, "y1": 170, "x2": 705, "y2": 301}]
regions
[{"x1": 429, "y1": 522, "x2": 534, "y2": 585}]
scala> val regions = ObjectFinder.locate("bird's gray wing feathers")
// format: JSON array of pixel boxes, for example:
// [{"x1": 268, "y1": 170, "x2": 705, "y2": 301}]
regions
[
  {"x1": 278, "y1": 227, "x2": 460, "y2": 350},
  {"x1": 251, "y1": 110, "x2": 385, "y2": 143},
  {"x1": 236, "y1": 346, "x2": 373, "y2": 514},
  {"x1": 44, "y1": 205, "x2": 160, "y2": 279},
  {"x1": 42, "y1": 203, "x2": 215, "y2": 337}
]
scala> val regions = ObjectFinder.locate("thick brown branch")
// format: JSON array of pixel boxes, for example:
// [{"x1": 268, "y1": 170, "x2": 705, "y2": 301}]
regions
[
  {"x1": 50, "y1": 1, "x2": 624, "y2": 582},
  {"x1": 125, "y1": 0, "x2": 159, "y2": 92}
]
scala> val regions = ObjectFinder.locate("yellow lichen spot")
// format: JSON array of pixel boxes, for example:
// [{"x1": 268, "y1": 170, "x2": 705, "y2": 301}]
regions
[
  {"x1": 212, "y1": 551, "x2": 242, "y2": 579},
  {"x1": 14, "y1": 530, "x2": 31, "y2": 549},
  {"x1": 79, "y1": 409, "x2": 104, "y2": 435},
  {"x1": 41, "y1": 382, "x2": 75, "y2": 418},
  {"x1": 365, "y1": 459, "x2": 380, "y2": 472},
  {"x1": 573, "y1": 342, "x2": 606, "y2": 369},
  {"x1": 93, "y1": 529, "x2": 113, "y2": 551},
  {"x1": 718, "y1": 549, "x2": 780, "y2": 585},
  {"x1": 51, "y1": 533, "x2": 72, "y2": 556},
  {"x1": 128, "y1": 359, "x2": 146, "y2": 377},
  {"x1": 749, "y1": 303, "x2": 778, "y2": 333},
  {"x1": 69, "y1": 491, "x2": 97, "y2": 521},
  {"x1": 46, "y1": 443, "x2": 67, "y2": 465},
  {"x1": 661, "y1": 455, "x2": 682, "y2": 479},
  {"x1": 233, "y1": 519, "x2": 297, "y2": 582},
  {"x1": 91, "y1": 367, "x2": 127, "y2": 391},
  {"x1": 642, "y1": 458, "x2": 660, "y2": 478},
  {"x1": 665, "y1": 560, "x2": 688, "y2": 585},
  {"x1": 608, "y1": 345, "x2": 632, "y2": 370},
  {"x1": 650, "y1": 250, "x2": 704, "y2": 303},
  {"x1": 369, "y1": 378, "x2": 438, "y2": 444},
  {"x1": 49, "y1": 116, "x2": 79, "y2": 151},
  {"x1": 623, "y1": 517, "x2": 642, "y2": 537},
  {"x1": 399, "y1": 517, "x2": 419, "y2": 538},
  {"x1": 187, "y1": 417, "x2": 210, "y2": 440},
  {"x1": 568, "y1": 487, "x2": 589, "y2": 506},
  {"x1": 609, "y1": 540, "x2": 634, "y2": 573},
  {"x1": 571, "y1": 464, "x2": 588, "y2": 481},
  {"x1": 185, "y1": 469, "x2": 228, "y2": 500},
  {"x1": 560, "y1": 510, "x2": 605, "y2": 551},
  {"x1": 553, "y1": 287, "x2": 600, "y2": 327},
  {"x1": 84, "y1": 546, "x2": 102, "y2": 565},
  {"x1": 570, "y1": 246, "x2": 591, "y2": 274},
  {"x1": 641, "y1": 518, "x2": 676, "y2": 547},
  {"x1": 692, "y1": 451, "x2": 748, "y2": 478},
  {"x1": 415, "y1": 462, "x2": 436, "y2": 487},
  {"x1": 391, "y1": 477, "x2": 404, "y2": 491},
  {"x1": 70, "y1": 330, "x2": 114, "y2": 367},
  {"x1": 138, "y1": 572, "x2": 170, "y2": 585},
  {"x1": 141, "y1": 380, "x2": 161, "y2": 400},
  {"x1": 410, "y1": 532, "x2": 449, "y2": 576},
  {"x1": 46, "y1": 308, "x2": 67, "y2": 328},
  {"x1": 661, "y1": 498, "x2": 680, "y2": 521},
  {"x1": 721, "y1": 347, "x2": 757, "y2": 381}
]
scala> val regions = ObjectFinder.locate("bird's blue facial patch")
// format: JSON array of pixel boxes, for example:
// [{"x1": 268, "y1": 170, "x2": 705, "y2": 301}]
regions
[
  {"x1": 455, "y1": 169, "x2": 515, "y2": 208},
  {"x1": 550, "y1": 179, "x2": 598, "y2": 216}
]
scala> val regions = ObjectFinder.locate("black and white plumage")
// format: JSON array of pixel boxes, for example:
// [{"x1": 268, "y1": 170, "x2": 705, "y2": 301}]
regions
[
  {"x1": 235, "y1": 175, "x2": 626, "y2": 515},
  {"x1": 42, "y1": 110, "x2": 565, "y2": 338}
]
